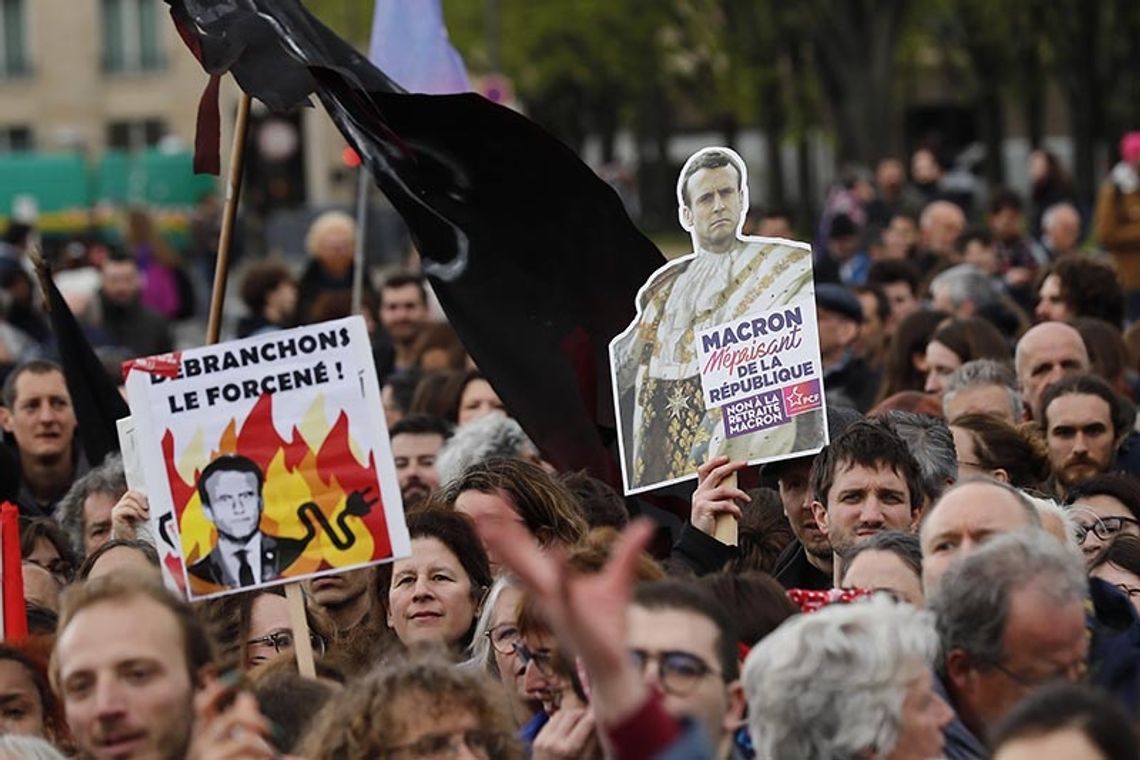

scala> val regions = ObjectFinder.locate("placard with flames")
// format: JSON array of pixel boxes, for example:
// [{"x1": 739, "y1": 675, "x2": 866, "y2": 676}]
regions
[{"x1": 124, "y1": 316, "x2": 410, "y2": 600}]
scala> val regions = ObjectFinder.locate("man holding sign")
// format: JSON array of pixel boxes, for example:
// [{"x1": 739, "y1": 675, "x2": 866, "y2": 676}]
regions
[
  {"x1": 189, "y1": 454, "x2": 307, "y2": 588},
  {"x1": 611, "y1": 148, "x2": 826, "y2": 494}
]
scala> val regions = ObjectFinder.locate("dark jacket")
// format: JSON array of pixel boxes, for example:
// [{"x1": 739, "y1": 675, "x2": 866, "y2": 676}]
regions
[
  {"x1": 188, "y1": 534, "x2": 308, "y2": 589},
  {"x1": 99, "y1": 292, "x2": 174, "y2": 359},
  {"x1": 671, "y1": 523, "x2": 735, "y2": 577},
  {"x1": 771, "y1": 541, "x2": 832, "y2": 590}
]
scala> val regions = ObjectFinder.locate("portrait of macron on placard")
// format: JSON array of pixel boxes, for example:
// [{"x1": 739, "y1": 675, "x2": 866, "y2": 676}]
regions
[
  {"x1": 610, "y1": 147, "x2": 829, "y2": 495},
  {"x1": 124, "y1": 316, "x2": 411, "y2": 599}
]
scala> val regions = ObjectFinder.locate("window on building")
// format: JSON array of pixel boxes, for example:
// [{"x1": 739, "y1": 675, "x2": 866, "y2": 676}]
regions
[
  {"x1": 0, "y1": 0, "x2": 30, "y2": 78},
  {"x1": 0, "y1": 126, "x2": 32, "y2": 152},
  {"x1": 101, "y1": 0, "x2": 164, "y2": 72},
  {"x1": 107, "y1": 119, "x2": 165, "y2": 152}
]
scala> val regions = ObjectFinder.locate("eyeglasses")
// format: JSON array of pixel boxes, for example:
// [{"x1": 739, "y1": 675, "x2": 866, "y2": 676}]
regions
[
  {"x1": 246, "y1": 629, "x2": 327, "y2": 659},
  {"x1": 382, "y1": 728, "x2": 511, "y2": 759},
  {"x1": 1073, "y1": 516, "x2": 1140, "y2": 544},
  {"x1": 629, "y1": 649, "x2": 720, "y2": 696},
  {"x1": 984, "y1": 657, "x2": 1087, "y2": 688},
  {"x1": 513, "y1": 641, "x2": 555, "y2": 676},
  {"x1": 486, "y1": 623, "x2": 520, "y2": 655}
]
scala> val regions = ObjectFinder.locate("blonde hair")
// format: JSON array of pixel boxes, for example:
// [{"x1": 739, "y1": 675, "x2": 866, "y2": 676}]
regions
[{"x1": 304, "y1": 211, "x2": 356, "y2": 256}]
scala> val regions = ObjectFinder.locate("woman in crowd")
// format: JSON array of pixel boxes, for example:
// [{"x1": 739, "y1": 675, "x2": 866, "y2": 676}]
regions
[
  {"x1": 877, "y1": 309, "x2": 948, "y2": 402},
  {"x1": 840, "y1": 531, "x2": 925, "y2": 606},
  {"x1": 377, "y1": 509, "x2": 492, "y2": 655},
  {"x1": 299, "y1": 656, "x2": 522, "y2": 760},
  {"x1": 949, "y1": 414, "x2": 1053, "y2": 492},
  {"x1": 990, "y1": 683, "x2": 1139, "y2": 760},
  {"x1": 923, "y1": 317, "x2": 1010, "y2": 396},
  {"x1": 195, "y1": 587, "x2": 335, "y2": 671},
  {"x1": 0, "y1": 640, "x2": 67, "y2": 746},
  {"x1": 434, "y1": 368, "x2": 507, "y2": 426},
  {"x1": 1067, "y1": 474, "x2": 1140, "y2": 564},
  {"x1": 465, "y1": 574, "x2": 541, "y2": 727},
  {"x1": 1089, "y1": 535, "x2": 1140, "y2": 616}
]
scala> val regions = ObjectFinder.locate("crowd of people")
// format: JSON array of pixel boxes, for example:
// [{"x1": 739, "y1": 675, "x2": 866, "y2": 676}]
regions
[{"x1": 1, "y1": 134, "x2": 1140, "y2": 758}]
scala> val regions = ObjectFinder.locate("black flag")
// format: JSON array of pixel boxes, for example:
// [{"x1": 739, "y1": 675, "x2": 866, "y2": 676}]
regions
[
  {"x1": 30, "y1": 252, "x2": 129, "y2": 467},
  {"x1": 166, "y1": 1, "x2": 664, "y2": 484}
]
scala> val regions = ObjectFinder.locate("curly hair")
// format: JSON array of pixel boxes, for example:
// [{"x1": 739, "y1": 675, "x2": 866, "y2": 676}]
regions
[
  {"x1": 443, "y1": 457, "x2": 587, "y2": 548},
  {"x1": 1044, "y1": 256, "x2": 1124, "y2": 327},
  {"x1": 298, "y1": 656, "x2": 522, "y2": 760}
]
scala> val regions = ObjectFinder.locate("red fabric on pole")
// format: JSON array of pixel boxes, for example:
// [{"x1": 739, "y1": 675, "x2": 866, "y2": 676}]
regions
[{"x1": 1, "y1": 503, "x2": 26, "y2": 641}]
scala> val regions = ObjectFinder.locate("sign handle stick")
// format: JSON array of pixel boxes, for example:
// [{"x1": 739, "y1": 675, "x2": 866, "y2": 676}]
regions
[
  {"x1": 205, "y1": 91, "x2": 252, "y2": 345},
  {"x1": 284, "y1": 583, "x2": 317, "y2": 679}
]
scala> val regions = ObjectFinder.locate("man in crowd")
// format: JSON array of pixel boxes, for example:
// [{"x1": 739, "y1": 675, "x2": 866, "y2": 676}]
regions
[
  {"x1": 942, "y1": 359, "x2": 1024, "y2": 424},
  {"x1": 53, "y1": 573, "x2": 277, "y2": 759},
  {"x1": 1014, "y1": 321, "x2": 1090, "y2": 420},
  {"x1": 987, "y1": 190, "x2": 1040, "y2": 295},
  {"x1": 306, "y1": 567, "x2": 375, "y2": 635},
  {"x1": 866, "y1": 259, "x2": 920, "y2": 334},
  {"x1": 1037, "y1": 202, "x2": 1083, "y2": 259},
  {"x1": 376, "y1": 272, "x2": 430, "y2": 381},
  {"x1": 1035, "y1": 255, "x2": 1124, "y2": 327},
  {"x1": 98, "y1": 250, "x2": 175, "y2": 359},
  {"x1": 56, "y1": 454, "x2": 126, "y2": 559},
  {"x1": 880, "y1": 212, "x2": 920, "y2": 261},
  {"x1": 1040, "y1": 374, "x2": 1135, "y2": 493},
  {"x1": 680, "y1": 406, "x2": 862, "y2": 587},
  {"x1": 810, "y1": 420, "x2": 924, "y2": 584},
  {"x1": 389, "y1": 414, "x2": 452, "y2": 510},
  {"x1": 929, "y1": 264, "x2": 1002, "y2": 321},
  {"x1": 919, "y1": 479, "x2": 1041, "y2": 594},
  {"x1": 914, "y1": 200, "x2": 966, "y2": 275},
  {"x1": 929, "y1": 529, "x2": 1088, "y2": 760},
  {"x1": 1, "y1": 360, "x2": 85, "y2": 515},
  {"x1": 817, "y1": 283, "x2": 879, "y2": 412},
  {"x1": 627, "y1": 581, "x2": 745, "y2": 760}
]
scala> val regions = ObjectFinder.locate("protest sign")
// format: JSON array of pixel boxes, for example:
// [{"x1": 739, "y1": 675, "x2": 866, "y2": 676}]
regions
[
  {"x1": 124, "y1": 317, "x2": 410, "y2": 600},
  {"x1": 117, "y1": 416, "x2": 186, "y2": 593},
  {"x1": 610, "y1": 147, "x2": 828, "y2": 494}
]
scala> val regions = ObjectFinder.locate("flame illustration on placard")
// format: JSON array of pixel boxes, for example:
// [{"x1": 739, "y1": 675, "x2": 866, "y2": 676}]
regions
[{"x1": 162, "y1": 393, "x2": 392, "y2": 575}]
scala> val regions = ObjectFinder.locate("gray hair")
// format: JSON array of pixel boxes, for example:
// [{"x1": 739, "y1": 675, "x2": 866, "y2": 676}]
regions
[
  {"x1": 1025, "y1": 494, "x2": 1082, "y2": 558},
  {"x1": 461, "y1": 573, "x2": 520, "y2": 677},
  {"x1": 0, "y1": 735, "x2": 67, "y2": 760},
  {"x1": 942, "y1": 359, "x2": 1023, "y2": 421},
  {"x1": 436, "y1": 414, "x2": 539, "y2": 485},
  {"x1": 54, "y1": 453, "x2": 126, "y2": 556},
  {"x1": 928, "y1": 528, "x2": 1086, "y2": 674},
  {"x1": 744, "y1": 596, "x2": 939, "y2": 759},
  {"x1": 878, "y1": 410, "x2": 958, "y2": 502},
  {"x1": 1041, "y1": 202, "x2": 1079, "y2": 234},
  {"x1": 930, "y1": 264, "x2": 1001, "y2": 312}
]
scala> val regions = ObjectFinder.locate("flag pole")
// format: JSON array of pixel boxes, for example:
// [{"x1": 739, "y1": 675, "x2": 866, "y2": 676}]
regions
[
  {"x1": 351, "y1": 164, "x2": 369, "y2": 314},
  {"x1": 205, "y1": 91, "x2": 252, "y2": 344},
  {"x1": 204, "y1": 91, "x2": 318, "y2": 676}
]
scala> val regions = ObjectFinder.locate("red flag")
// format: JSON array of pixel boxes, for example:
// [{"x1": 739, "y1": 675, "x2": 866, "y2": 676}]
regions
[{"x1": 0, "y1": 503, "x2": 27, "y2": 641}]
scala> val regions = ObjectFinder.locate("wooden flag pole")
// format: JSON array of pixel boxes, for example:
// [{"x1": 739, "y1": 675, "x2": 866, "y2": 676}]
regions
[
  {"x1": 284, "y1": 583, "x2": 317, "y2": 678},
  {"x1": 350, "y1": 165, "x2": 369, "y2": 315},
  {"x1": 202, "y1": 91, "x2": 317, "y2": 679},
  {"x1": 205, "y1": 92, "x2": 252, "y2": 345}
]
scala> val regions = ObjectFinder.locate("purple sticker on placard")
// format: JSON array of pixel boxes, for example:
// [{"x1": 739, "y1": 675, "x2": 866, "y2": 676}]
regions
[
  {"x1": 723, "y1": 391, "x2": 787, "y2": 438},
  {"x1": 781, "y1": 379, "x2": 823, "y2": 417}
]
